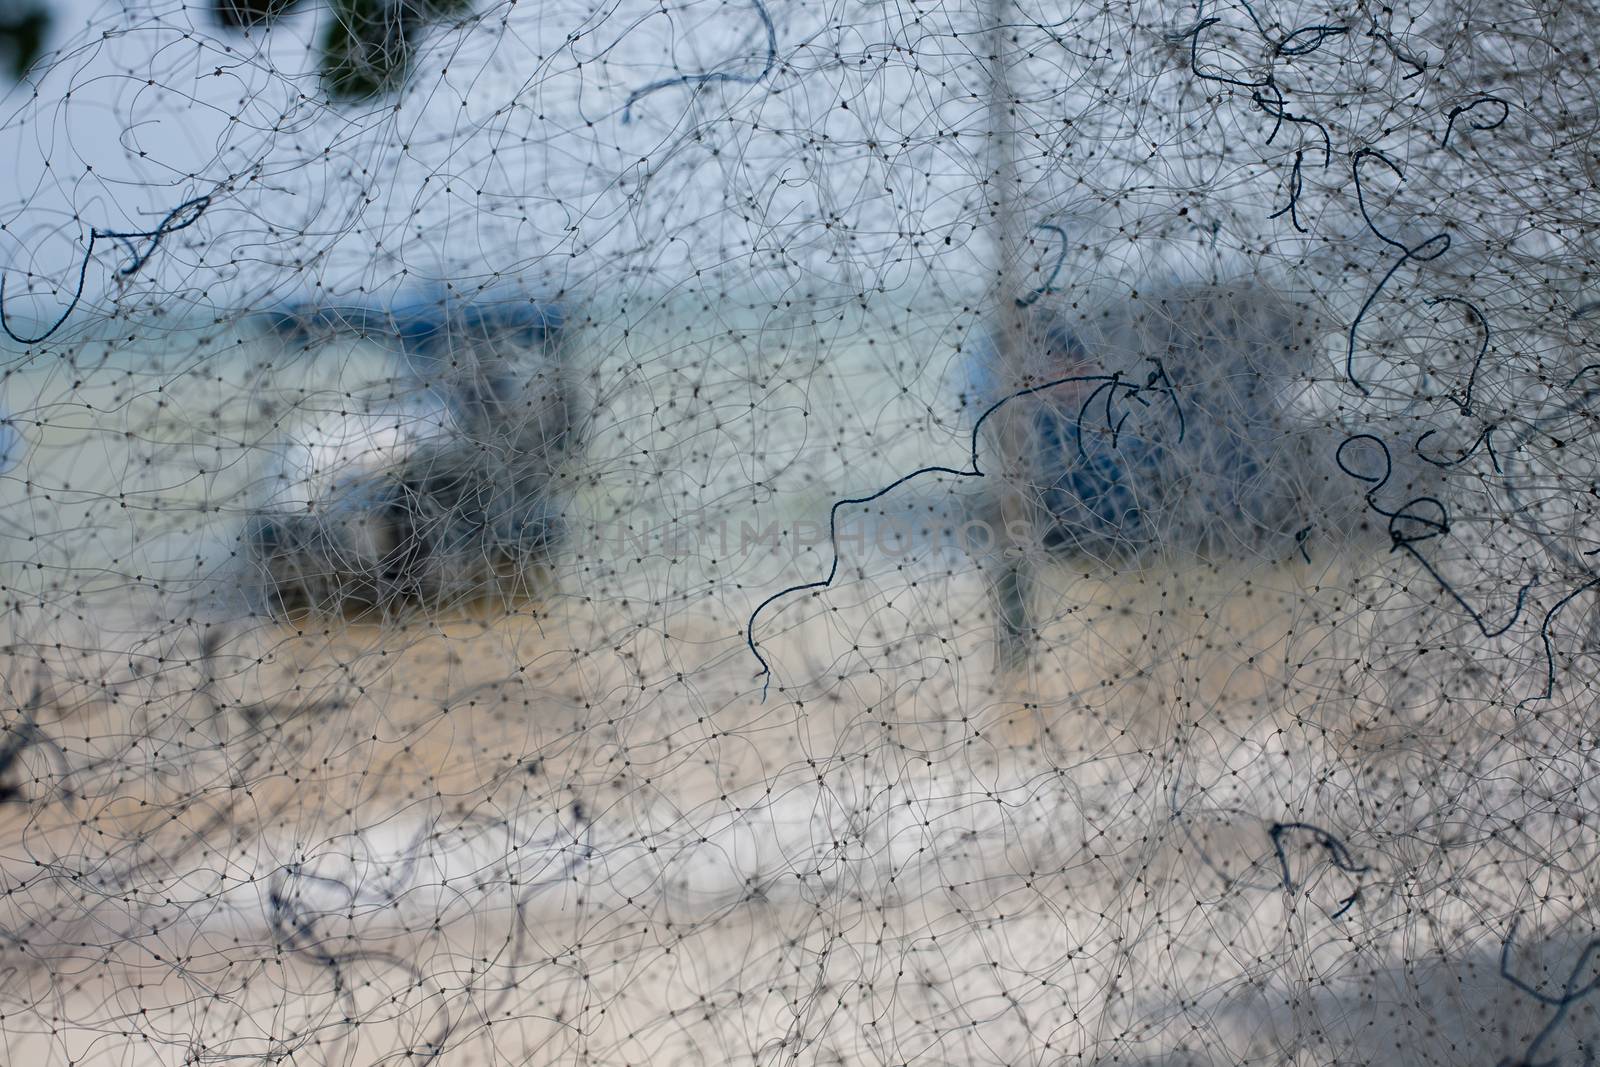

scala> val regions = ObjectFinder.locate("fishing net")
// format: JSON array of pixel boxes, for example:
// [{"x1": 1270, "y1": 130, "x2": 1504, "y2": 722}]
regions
[{"x1": 0, "y1": 0, "x2": 1597, "y2": 1061}]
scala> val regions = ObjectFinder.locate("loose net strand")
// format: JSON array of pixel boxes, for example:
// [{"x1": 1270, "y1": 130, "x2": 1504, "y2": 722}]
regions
[{"x1": 0, "y1": 0, "x2": 1598, "y2": 1062}]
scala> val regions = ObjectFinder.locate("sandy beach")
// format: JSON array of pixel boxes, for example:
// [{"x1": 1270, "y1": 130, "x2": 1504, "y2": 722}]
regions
[{"x1": 0, "y1": 304, "x2": 1592, "y2": 1065}]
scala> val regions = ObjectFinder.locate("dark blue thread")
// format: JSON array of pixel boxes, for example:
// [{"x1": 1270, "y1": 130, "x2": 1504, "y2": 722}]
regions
[
  {"x1": 1142, "y1": 358, "x2": 1185, "y2": 444},
  {"x1": 1169, "y1": 1, "x2": 1338, "y2": 240},
  {"x1": 1426, "y1": 294, "x2": 1489, "y2": 415},
  {"x1": 1014, "y1": 224, "x2": 1069, "y2": 308},
  {"x1": 1337, "y1": 433, "x2": 1533, "y2": 637},
  {"x1": 622, "y1": 0, "x2": 777, "y2": 123},
  {"x1": 1251, "y1": 79, "x2": 1333, "y2": 160},
  {"x1": 1236, "y1": 0, "x2": 1348, "y2": 59},
  {"x1": 1364, "y1": 15, "x2": 1427, "y2": 78},
  {"x1": 0, "y1": 195, "x2": 211, "y2": 345},
  {"x1": 745, "y1": 370, "x2": 1137, "y2": 698},
  {"x1": 1268, "y1": 822, "x2": 1369, "y2": 919},
  {"x1": 1516, "y1": 577, "x2": 1600, "y2": 711},
  {"x1": 1414, "y1": 425, "x2": 1502, "y2": 474},
  {"x1": 1329, "y1": 890, "x2": 1360, "y2": 919},
  {"x1": 1566, "y1": 363, "x2": 1600, "y2": 391},
  {"x1": 1071, "y1": 374, "x2": 1126, "y2": 464},
  {"x1": 1268, "y1": 148, "x2": 1309, "y2": 232},
  {"x1": 1498, "y1": 917, "x2": 1600, "y2": 1066},
  {"x1": 1274, "y1": 22, "x2": 1347, "y2": 57},
  {"x1": 1167, "y1": 13, "x2": 1265, "y2": 90},
  {"x1": 1346, "y1": 151, "x2": 1451, "y2": 394},
  {"x1": 1443, "y1": 95, "x2": 1511, "y2": 148}
]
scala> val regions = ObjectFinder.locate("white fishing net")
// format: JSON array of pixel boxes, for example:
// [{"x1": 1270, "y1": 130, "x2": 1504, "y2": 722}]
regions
[{"x1": 0, "y1": 0, "x2": 1597, "y2": 1061}]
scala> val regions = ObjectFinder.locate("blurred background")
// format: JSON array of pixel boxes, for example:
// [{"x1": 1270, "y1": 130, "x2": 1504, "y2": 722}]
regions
[{"x1": 0, "y1": 0, "x2": 1598, "y2": 1062}]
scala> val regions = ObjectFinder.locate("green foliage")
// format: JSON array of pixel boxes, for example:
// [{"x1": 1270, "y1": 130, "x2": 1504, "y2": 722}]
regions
[
  {"x1": 0, "y1": 0, "x2": 48, "y2": 81},
  {"x1": 214, "y1": 0, "x2": 304, "y2": 31},
  {"x1": 319, "y1": 0, "x2": 413, "y2": 101},
  {"x1": 208, "y1": 0, "x2": 474, "y2": 102}
]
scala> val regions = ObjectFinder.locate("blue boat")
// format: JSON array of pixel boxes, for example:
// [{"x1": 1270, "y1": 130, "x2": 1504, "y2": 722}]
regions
[{"x1": 968, "y1": 282, "x2": 1350, "y2": 663}]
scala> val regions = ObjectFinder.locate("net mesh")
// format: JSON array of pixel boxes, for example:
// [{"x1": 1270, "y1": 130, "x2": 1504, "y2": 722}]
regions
[{"x1": 1, "y1": 0, "x2": 1598, "y2": 1062}]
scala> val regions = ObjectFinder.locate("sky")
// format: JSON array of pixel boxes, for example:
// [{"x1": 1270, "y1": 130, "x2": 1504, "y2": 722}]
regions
[
  {"x1": 0, "y1": 0, "x2": 1036, "y2": 323},
  {"x1": 0, "y1": 0, "x2": 1331, "y2": 339}
]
